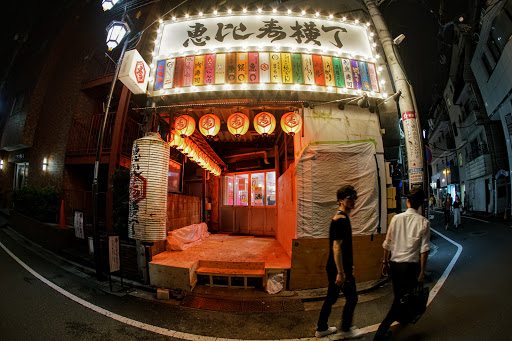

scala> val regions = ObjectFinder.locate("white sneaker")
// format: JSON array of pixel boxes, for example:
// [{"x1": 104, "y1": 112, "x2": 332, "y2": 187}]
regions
[
  {"x1": 335, "y1": 326, "x2": 364, "y2": 339},
  {"x1": 315, "y1": 326, "x2": 337, "y2": 338}
]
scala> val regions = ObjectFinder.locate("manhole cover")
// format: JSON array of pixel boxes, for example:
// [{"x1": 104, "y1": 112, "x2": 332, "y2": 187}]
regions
[{"x1": 469, "y1": 231, "x2": 488, "y2": 237}]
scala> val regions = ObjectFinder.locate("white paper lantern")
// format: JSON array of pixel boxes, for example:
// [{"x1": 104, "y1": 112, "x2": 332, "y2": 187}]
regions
[{"x1": 128, "y1": 132, "x2": 170, "y2": 242}]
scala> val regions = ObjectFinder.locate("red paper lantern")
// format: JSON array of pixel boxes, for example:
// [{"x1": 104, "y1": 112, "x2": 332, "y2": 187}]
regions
[
  {"x1": 198, "y1": 113, "x2": 221, "y2": 138},
  {"x1": 280, "y1": 111, "x2": 303, "y2": 136},
  {"x1": 253, "y1": 112, "x2": 276, "y2": 136},
  {"x1": 174, "y1": 114, "x2": 196, "y2": 138},
  {"x1": 227, "y1": 112, "x2": 250, "y2": 137},
  {"x1": 168, "y1": 131, "x2": 183, "y2": 147}
]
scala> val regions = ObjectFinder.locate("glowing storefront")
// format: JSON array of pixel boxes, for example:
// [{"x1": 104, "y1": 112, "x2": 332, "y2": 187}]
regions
[{"x1": 137, "y1": 9, "x2": 398, "y2": 291}]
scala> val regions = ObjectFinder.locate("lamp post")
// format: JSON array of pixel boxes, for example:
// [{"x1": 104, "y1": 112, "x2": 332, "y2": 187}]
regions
[{"x1": 92, "y1": 5, "x2": 131, "y2": 281}]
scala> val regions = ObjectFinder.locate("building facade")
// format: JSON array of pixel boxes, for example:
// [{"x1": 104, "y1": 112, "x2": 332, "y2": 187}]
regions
[{"x1": 471, "y1": 0, "x2": 512, "y2": 215}]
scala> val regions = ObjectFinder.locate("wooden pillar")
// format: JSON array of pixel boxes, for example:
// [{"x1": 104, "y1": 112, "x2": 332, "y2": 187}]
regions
[{"x1": 106, "y1": 85, "x2": 131, "y2": 233}]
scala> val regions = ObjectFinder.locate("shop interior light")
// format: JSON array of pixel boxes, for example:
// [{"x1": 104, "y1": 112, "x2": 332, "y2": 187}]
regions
[
  {"x1": 105, "y1": 20, "x2": 130, "y2": 50},
  {"x1": 214, "y1": 10, "x2": 218, "y2": 15},
  {"x1": 288, "y1": 9, "x2": 292, "y2": 14},
  {"x1": 228, "y1": 9, "x2": 232, "y2": 14},
  {"x1": 199, "y1": 12, "x2": 203, "y2": 17},
  {"x1": 102, "y1": 0, "x2": 120, "y2": 11},
  {"x1": 0, "y1": 160, "x2": 3, "y2": 170},
  {"x1": 301, "y1": 10, "x2": 306, "y2": 15},
  {"x1": 42, "y1": 157, "x2": 48, "y2": 171},
  {"x1": 273, "y1": 9, "x2": 277, "y2": 13}
]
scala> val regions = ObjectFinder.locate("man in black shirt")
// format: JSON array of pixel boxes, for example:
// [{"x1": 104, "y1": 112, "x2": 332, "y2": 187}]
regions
[{"x1": 316, "y1": 185, "x2": 362, "y2": 339}]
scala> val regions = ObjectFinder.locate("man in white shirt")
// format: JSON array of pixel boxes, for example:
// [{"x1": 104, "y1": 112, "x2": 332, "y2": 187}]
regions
[{"x1": 373, "y1": 187, "x2": 430, "y2": 340}]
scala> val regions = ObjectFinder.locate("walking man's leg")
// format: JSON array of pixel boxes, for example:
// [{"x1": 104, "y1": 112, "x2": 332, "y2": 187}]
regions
[
  {"x1": 317, "y1": 279, "x2": 341, "y2": 335},
  {"x1": 340, "y1": 275, "x2": 358, "y2": 332}
]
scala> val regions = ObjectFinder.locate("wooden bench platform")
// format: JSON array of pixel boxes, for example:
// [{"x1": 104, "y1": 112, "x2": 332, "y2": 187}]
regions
[{"x1": 195, "y1": 260, "x2": 265, "y2": 289}]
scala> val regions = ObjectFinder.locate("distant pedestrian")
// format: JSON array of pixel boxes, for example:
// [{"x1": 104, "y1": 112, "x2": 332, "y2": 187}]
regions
[
  {"x1": 315, "y1": 185, "x2": 362, "y2": 339},
  {"x1": 429, "y1": 195, "x2": 435, "y2": 210},
  {"x1": 373, "y1": 187, "x2": 430, "y2": 341},
  {"x1": 453, "y1": 195, "x2": 461, "y2": 228},
  {"x1": 443, "y1": 194, "x2": 452, "y2": 229}
]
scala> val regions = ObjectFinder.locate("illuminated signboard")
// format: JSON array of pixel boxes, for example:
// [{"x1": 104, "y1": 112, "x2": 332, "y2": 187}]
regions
[{"x1": 149, "y1": 12, "x2": 385, "y2": 97}]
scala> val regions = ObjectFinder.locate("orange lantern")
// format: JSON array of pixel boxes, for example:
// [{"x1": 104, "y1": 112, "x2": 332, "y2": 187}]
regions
[
  {"x1": 280, "y1": 111, "x2": 303, "y2": 136},
  {"x1": 198, "y1": 114, "x2": 221, "y2": 138},
  {"x1": 254, "y1": 112, "x2": 276, "y2": 136},
  {"x1": 174, "y1": 114, "x2": 196, "y2": 138},
  {"x1": 168, "y1": 131, "x2": 183, "y2": 148},
  {"x1": 227, "y1": 112, "x2": 250, "y2": 137}
]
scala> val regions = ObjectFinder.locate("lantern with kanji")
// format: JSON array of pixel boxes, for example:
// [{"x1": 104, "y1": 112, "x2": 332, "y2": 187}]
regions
[
  {"x1": 253, "y1": 112, "x2": 276, "y2": 136},
  {"x1": 174, "y1": 114, "x2": 196, "y2": 138},
  {"x1": 227, "y1": 112, "x2": 250, "y2": 137},
  {"x1": 280, "y1": 111, "x2": 303, "y2": 136},
  {"x1": 128, "y1": 132, "x2": 169, "y2": 242},
  {"x1": 198, "y1": 113, "x2": 221, "y2": 139}
]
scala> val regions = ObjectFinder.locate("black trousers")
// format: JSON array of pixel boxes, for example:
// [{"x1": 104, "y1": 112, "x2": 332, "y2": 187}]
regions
[
  {"x1": 444, "y1": 209, "x2": 450, "y2": 225},
  {"x1": 374, "y1": 262, "x2": 420, "y2": 340},
  {"x1": 317, "y1": 273, "x2": 358, "y2": 332}
]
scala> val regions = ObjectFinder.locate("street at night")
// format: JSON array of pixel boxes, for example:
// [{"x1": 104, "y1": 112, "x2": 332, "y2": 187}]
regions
[{"x1": 1, "y1": 1, "x2": 511, "y2": 340}]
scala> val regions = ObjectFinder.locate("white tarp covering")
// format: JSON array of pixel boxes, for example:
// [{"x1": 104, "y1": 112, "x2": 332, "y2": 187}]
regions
[
  {"x1": 296, "y1": 142, "x2": 379, "y2": 238},
  {"x1": 166, "y1": 223, "x2": 210, "y2": 251}
]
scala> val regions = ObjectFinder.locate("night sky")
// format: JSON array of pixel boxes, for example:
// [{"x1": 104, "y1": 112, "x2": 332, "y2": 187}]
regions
[
  {"x1": 380, "y1": 0, "x2": 473, "y2": 123},
  {"x1": 1, "y1": 0, "x2": 473, "y2": 123}
]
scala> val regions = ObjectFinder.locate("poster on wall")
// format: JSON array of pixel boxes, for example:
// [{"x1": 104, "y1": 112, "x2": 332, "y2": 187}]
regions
[
  {"x1": 73, "y1": 210, "x2": 84, "y2": 239},
  {"x1": 108, "y1": 235, "x2": 120, "y2": 273}
]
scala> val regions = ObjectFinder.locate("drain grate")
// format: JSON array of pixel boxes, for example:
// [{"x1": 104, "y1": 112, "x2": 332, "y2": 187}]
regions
[
  {"x1": 181, "y1": 296, "x2": 304, "y2": 312},
  {"x1": 283, "y1": 299, "x2": 305, "y2": 311},
  {"x1": 262, "y1": 300, "x2": 283, "y2": 312},
  {"x1": 221, "y1": 299, "x2": 242, "y2": 312}
]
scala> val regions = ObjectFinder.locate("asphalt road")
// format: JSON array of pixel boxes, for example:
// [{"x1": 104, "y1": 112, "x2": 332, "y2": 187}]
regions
[{"x1": 0, "y1": 211, "x2": 510, "y2": 340}]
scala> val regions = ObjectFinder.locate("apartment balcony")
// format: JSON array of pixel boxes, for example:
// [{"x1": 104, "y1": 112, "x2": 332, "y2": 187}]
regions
[
  {"x1": 466, "y1": 144, "x2": 493, "y2": 180},
  {"x1": 66, "y1": 113, "x2": 143, "y2": 166}
]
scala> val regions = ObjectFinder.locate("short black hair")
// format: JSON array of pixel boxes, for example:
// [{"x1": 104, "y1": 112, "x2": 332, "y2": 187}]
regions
[
  {"x1": 337, "y1": 185, "x2": 357, "y2": 201},
  {"x1": 407, "y1": 187, "x2": 425, "y2": 209}
]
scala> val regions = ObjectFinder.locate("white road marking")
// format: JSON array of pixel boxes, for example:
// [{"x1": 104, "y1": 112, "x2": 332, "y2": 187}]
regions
[{"x1": 1, "y1": 226, "x2": 463, "y2": 340}]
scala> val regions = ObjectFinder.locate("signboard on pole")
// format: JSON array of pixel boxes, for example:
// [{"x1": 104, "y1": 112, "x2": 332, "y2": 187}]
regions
[
  {"x1": 73, "y1": 210, "x2": 85, "y2": 239},
  {"x1": 425, "y1": 146, "x2": 432, "y2": 165},
  {"x1": 108, "y1": 235, "x2": 120, "y2": 273},
  {"x1": 119, "y1": 49, "x2": 150, "y2": 94}
]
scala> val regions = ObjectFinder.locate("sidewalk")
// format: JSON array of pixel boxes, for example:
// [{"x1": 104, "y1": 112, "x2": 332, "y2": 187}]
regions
[{"x1": 0, "y1": 208, "x2": 388, "y2": 308}]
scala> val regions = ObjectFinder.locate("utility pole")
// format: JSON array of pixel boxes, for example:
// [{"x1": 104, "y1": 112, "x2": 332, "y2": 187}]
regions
[{"x1": 363, "y1": 0, "x2": 426, "y2": 191}]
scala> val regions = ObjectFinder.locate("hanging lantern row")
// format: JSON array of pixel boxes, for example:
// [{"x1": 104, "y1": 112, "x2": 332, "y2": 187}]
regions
[
  {"x1": 168, "y1": 131, "x2": 222, "y2": 176},
  {"x1": 174, "y1": 112, "x2": 302, "y2": 139}
]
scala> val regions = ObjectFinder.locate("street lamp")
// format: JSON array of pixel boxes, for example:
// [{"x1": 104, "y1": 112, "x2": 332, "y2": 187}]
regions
[
  {"x1": 102, "y1": 0, "x2": 120, "y2": 11},
  {"x1": 92, "y1": 2, "x2": 131, "y2": 281},
  {"x1": 105, "y1": 20, "x2": 130, "y2": 51}
]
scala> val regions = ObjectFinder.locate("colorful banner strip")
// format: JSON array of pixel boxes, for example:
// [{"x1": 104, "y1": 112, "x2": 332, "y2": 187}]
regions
[{"x1": 153, "y1": 53, "x2": 380, "y2": 93}]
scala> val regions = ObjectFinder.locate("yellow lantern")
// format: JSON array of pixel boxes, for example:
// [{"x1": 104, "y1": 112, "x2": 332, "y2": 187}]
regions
[
  {"x1": 168, "y1": 131, "x2": 183, "y2": 148},
  {"x1": 198, "y1": 114, "x2": 221, "y2": 138},
  {"x1": 280, "y1": 111, "x2": 303, "y2": 136},
  {"x1": 174, "y1": 114, "x2": 196, "y2": 138},
  {"x1": 254, "y1": 112, "x2": 276, "y2": 136},
  {"x1": 227, "y1": 112, "x2": 250, "y2": 137}
]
